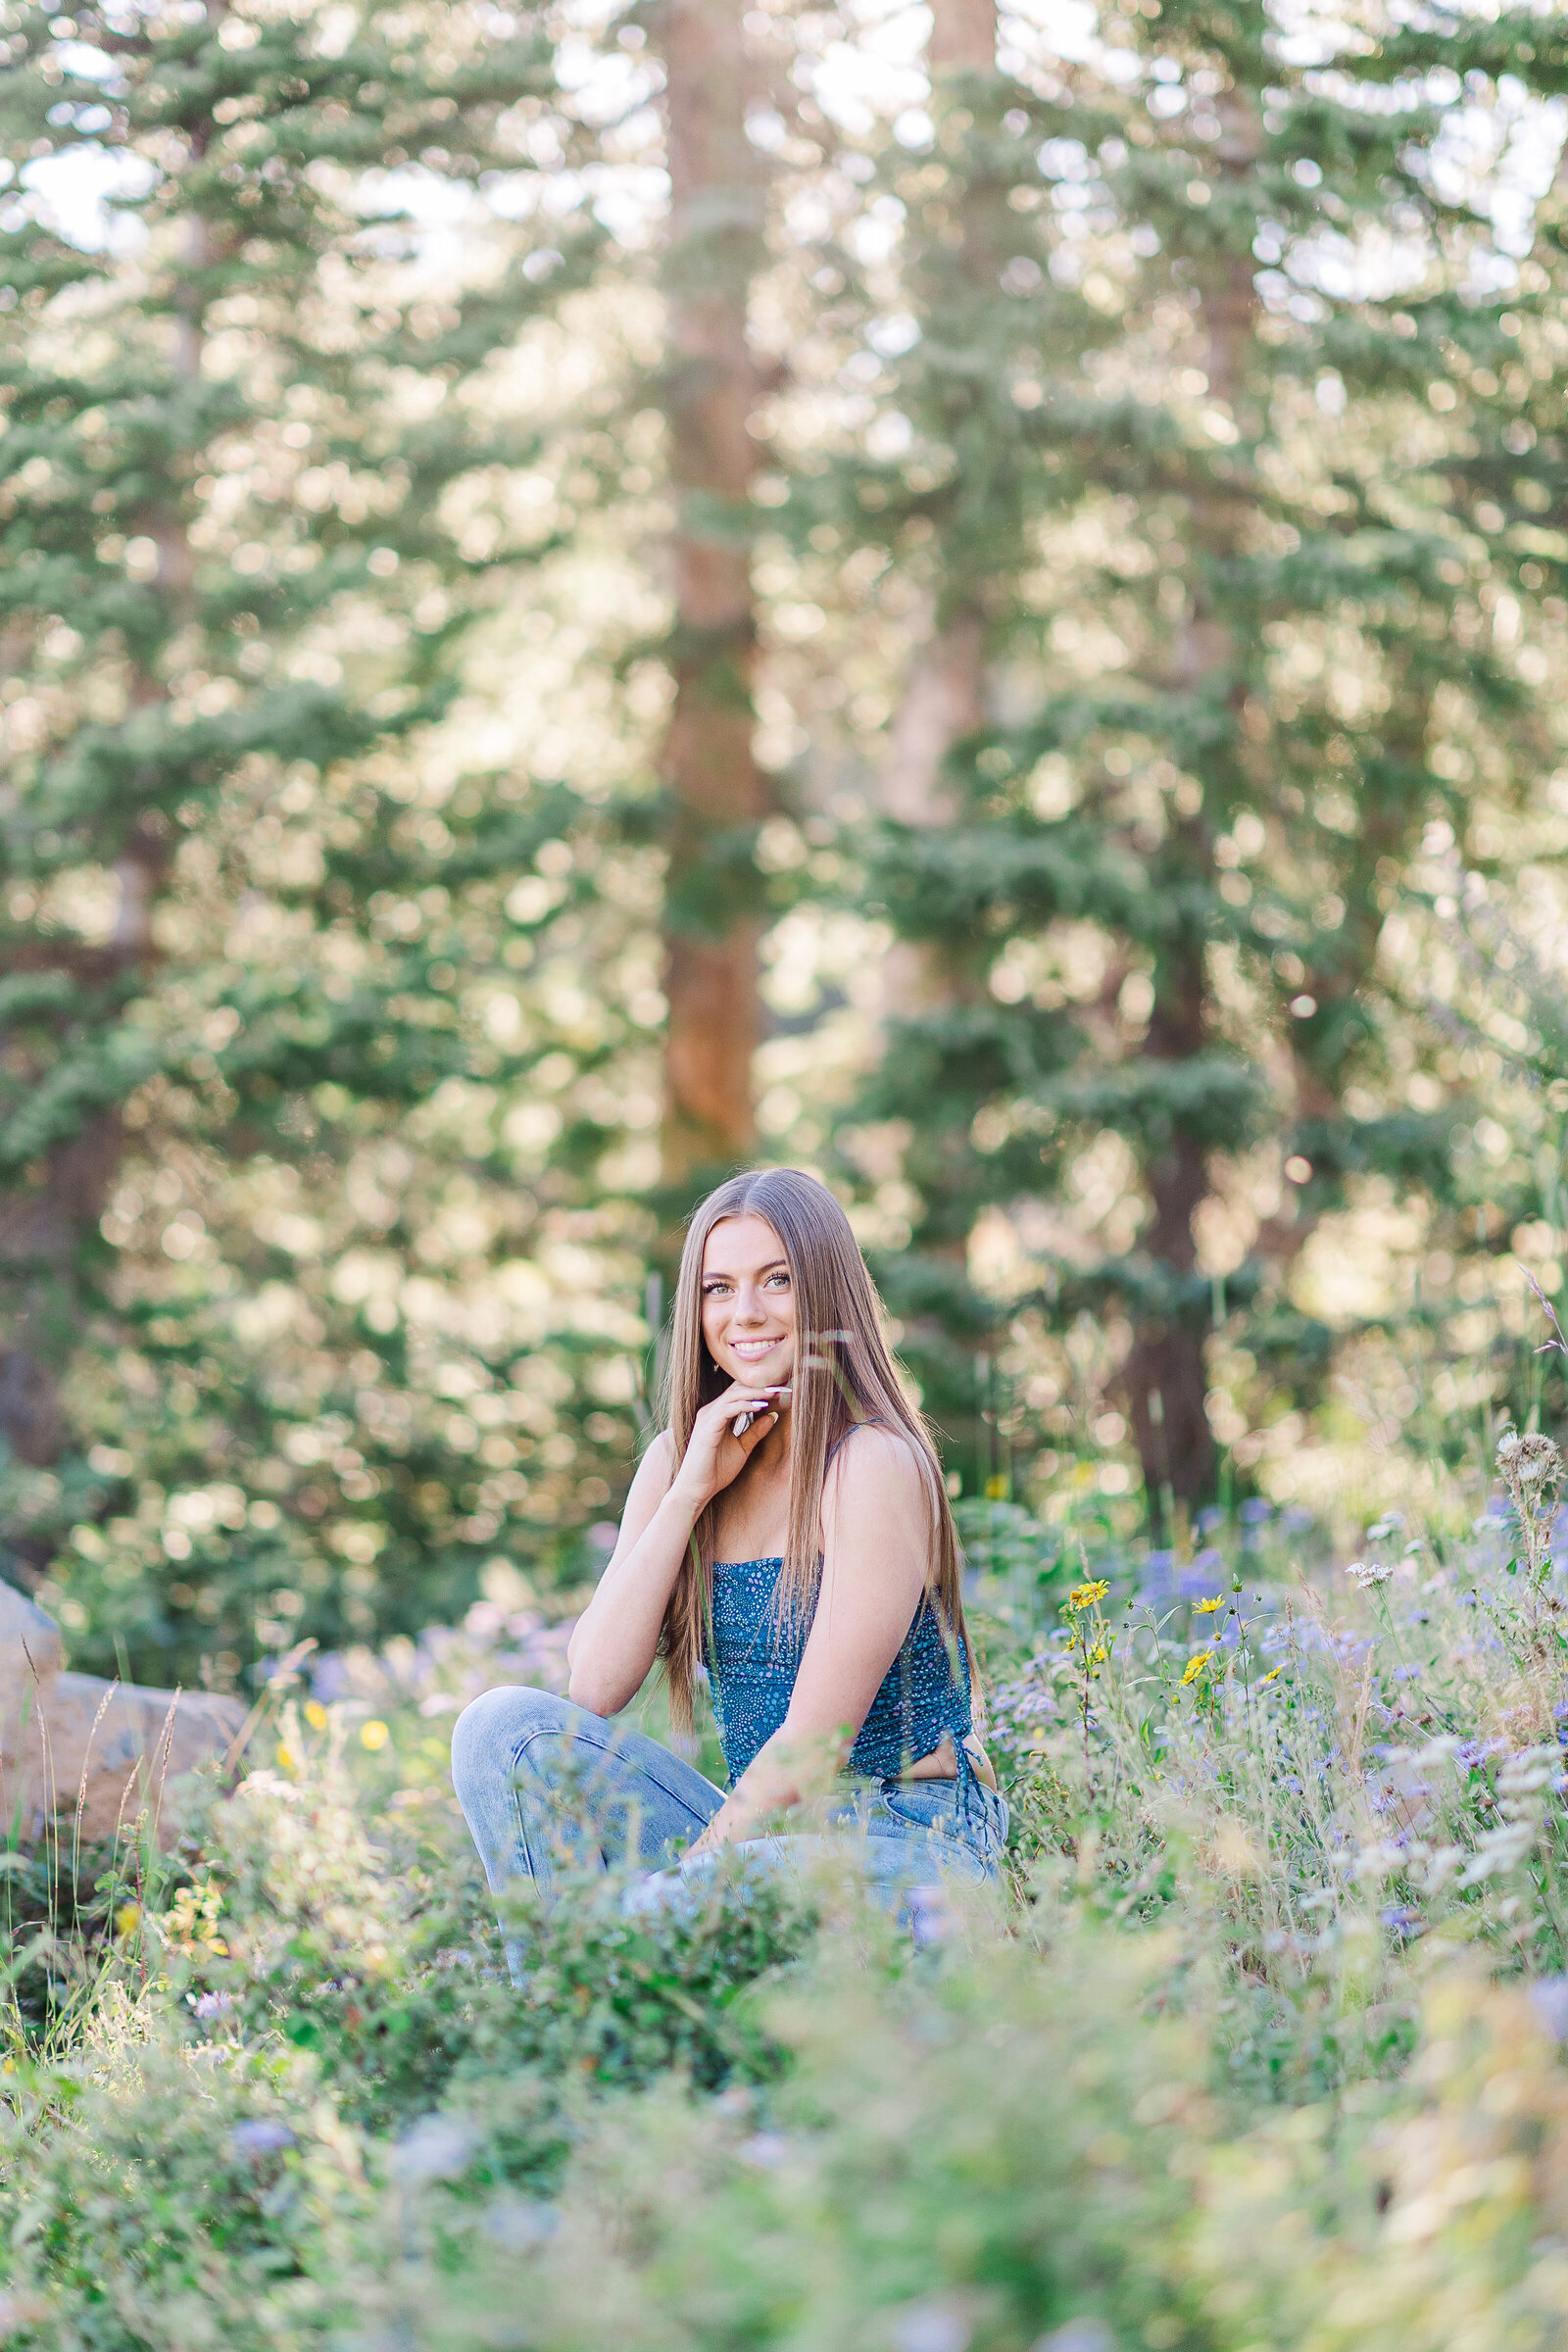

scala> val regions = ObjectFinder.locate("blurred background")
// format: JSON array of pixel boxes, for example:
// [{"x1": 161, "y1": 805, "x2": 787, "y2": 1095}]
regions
[{"x1": 2, "y1": 0, "x2": 1566, "y2": 1692}]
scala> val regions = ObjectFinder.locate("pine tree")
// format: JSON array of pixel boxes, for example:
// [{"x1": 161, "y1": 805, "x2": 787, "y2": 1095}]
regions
[
  {"x1": 0, "y1": 0, "x2": 647, "y2": 1664},
  {"x1": 853, "y1": 0, "x2": 1049, "y2": 1480},
  {"x1": 842, "y1": 2, "x2": 1568, "y2": 1516}
]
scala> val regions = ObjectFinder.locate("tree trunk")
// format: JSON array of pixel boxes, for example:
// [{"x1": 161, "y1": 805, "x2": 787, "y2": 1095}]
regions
[
  {"x1": 1120, "y1": 910, "x2": 1214, "y2": 1516},
  {"x1": 1119, "y1": 91, "x2": 1261, "y2": 1520},
  {"x1": 883, "y1": 0, "x2": 996, "y2": 836},
  {"x1": 864, "y1": 0, "x2": 1003, "y2": 1474},
  {"x1": 879, "y1": 0, "x2": 999, "y2": 1192},
  {"x1": 931, "y1": 0, "x2": 996, "y2": 74},
  {"x1": 884, "y1": 605, "x2": 983, "y2": 833},
  {"x1": 657, "y1": 0, "x2": 767, "y2": 1192}
]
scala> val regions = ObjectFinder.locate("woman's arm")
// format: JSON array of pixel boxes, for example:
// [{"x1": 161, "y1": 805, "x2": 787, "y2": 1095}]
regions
[
  {"x1": 565, "y1": 1387, "x2": 783, "y2": 1717},
  {"x1": 685, "y1": 1427, "x2": 933, "y2": 1853},
  {"x1": 564, "y1": 1435, "x2": 685, "y2": 1716}
]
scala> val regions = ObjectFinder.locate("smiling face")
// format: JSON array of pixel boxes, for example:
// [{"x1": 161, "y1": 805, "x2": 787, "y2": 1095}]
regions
[{"x1": 700, "y1": 1214, "x2": 797, "y2": 1389}]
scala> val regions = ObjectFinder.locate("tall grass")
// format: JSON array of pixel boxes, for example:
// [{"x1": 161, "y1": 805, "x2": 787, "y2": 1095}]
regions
[{"x1": 2, "y1": 1435, "x2": 1568, "y2": 2346}]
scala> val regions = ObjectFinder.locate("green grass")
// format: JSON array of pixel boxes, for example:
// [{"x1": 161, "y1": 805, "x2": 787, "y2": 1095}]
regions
[{"x1": 3, "y1": 1440, "x2": 1568, "y2": 2348}]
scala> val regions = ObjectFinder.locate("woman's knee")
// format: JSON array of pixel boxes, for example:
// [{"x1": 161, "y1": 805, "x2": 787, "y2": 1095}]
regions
[{"x1": 450, "y1": 1683, "x2": 579, "y2": 1800}]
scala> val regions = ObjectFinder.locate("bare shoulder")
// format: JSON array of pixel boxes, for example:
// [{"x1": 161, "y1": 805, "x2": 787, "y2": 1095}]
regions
[
  {"x1": 818, "y1": 1424, "x2": 937, "y2": 1594},
  {"x1": 824, "y1": 1421, "x2": 928, "y2": 1510}
]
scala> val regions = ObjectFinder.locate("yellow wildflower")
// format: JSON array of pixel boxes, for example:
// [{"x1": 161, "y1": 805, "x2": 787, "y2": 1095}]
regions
[
  {"x1": 160, "y1": 1882, "x2": 227, "y2": 1957},
  {"x1": 1181, "y1": 1650, "x2": 1215, "y2": 1686},
  {"x1": 304, "y1": 1699, "x2": 327, "y2": 1732},
  {"x1": 115, "y1": 1902, "x2": 141, "y2": 1939},
  {"x1": 1068, "y1": 1579, "x2": 1110, "y2": 1610},
  {"x1": 1086, "y1": 1642, "x2": 1108, "y2": 1666},
  {"x1": 1192, "y1": 1595, "x2": 1226, "y2": 1615},
  {"x1": 1258, "y1": 1667, "x2": 1283, "y2": 1685},
  {"x1": 360, "y1": 1719, "x2": 390, "y2": 1752},
  {"x1": 275, "y1": 1742, "x2": 299, "y2": 1774}
]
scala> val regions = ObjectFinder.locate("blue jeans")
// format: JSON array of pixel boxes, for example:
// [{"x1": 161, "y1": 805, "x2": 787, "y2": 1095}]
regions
[{"x1": 450, "y1": 1687, "x2": 1007, "y2": 1977}]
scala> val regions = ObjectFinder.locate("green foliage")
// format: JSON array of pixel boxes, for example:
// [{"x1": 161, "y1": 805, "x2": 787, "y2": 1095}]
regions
[
  {"x1": 828, "y1": 6, "x2": 1568, "y2": 1511},
  {"x1": 0, "y1": 0, "x2": 670, "y2": 1682},
  {"x1": 976, "y1": 1446, "x2": 1568, "y2": 2103},
  {"x1": 162, "y1": 1740, "x2": 810, "y2": 2136},
  {"x1": 5, "y1": 1473, "x2": 1568, "y2": 2346},
  {"x1": 426, "y1": 1932, "x2": 1225, "y2": 2352},
  {"x1": 3, "y1": 0, "x2": 1567, "y2": 1681},
  {"x1": 0, "y1": 2032, "x2": 372, "y2": 2352}
]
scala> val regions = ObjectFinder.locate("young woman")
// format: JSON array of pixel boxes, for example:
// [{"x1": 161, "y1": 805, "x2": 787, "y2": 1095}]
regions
[{"x1": 450, "y1": 1168, "x2": 1005, "y2": 1954}]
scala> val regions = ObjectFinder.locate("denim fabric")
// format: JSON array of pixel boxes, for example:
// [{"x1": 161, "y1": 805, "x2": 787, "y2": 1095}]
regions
[
  {"x1": 450, "y1": 1685, "x2": 723, "y2": 1895},
  {"x1": 651, "y1": 1772, "x2": 1009, "y2": 1913},
  {"x1": 450, "y1": 1685, "x2": 1007, "y2": 1981}
]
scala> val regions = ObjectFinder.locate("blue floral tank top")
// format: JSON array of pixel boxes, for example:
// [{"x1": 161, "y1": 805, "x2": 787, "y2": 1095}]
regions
[{"x1": 704, "y1": 1553, "x2": 973, "y2": 1788}]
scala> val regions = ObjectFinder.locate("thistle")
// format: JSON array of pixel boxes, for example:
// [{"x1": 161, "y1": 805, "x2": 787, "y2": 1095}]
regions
[{"x1": 1494, "y1": 1426, "x2": 1564, "y2": 1591}]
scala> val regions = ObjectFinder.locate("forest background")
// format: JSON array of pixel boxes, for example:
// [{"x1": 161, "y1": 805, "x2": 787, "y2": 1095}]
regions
[{"x1": 3, "y1": 0, "x2": 1568, "y2": 1696}]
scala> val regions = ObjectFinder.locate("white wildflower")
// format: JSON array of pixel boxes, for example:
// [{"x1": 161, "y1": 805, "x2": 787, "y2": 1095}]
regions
[
  {"x1": 1458, "y1": 1821, "x2": 1538, "y2": 1885},
  {"x1": 892, "y1": 2302, "x2": 972, "y2": 2352},
  {"x1": 1498, "y1": 1746, "x2": 1559, "y2": 1797},
  {"x1": 1033, "y1": 2326, "x2": 1113, "y2": 2352},
  {"x1": 1421, "y1": 1845, "x2": 1466, "y2": 1894},
  {"x1": 1496, "y1": 1430, "x2": 1525, "y2": 1467},
  {"x1": 390, "y1": 2115, "x2": 478, "y2": 2185},
  {"x1": 1347, "y1": 1559, "x2": 1394, "y2": 1589},
  {"x1": 1353, "y1": 1840, "x2": 1410, "y2": 1882},
  {"x1": 483, "y1": 2196, "x2": 557, "y2": 2250}
]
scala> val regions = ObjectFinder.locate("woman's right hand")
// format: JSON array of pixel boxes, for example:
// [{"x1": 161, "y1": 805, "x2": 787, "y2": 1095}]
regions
[{"x1": 673, "y1": 1384, "x2": 786, "y2": 1509}]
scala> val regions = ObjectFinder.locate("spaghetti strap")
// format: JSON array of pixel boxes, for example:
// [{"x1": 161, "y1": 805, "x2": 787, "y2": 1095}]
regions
[{"x1": 823, "y1": 1416, "x2": 887, "y2": 1470}]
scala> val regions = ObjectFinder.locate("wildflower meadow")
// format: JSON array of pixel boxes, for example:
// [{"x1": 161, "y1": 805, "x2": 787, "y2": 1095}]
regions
[{"x1": 0, "y1": 1393, "x2": 1565, "y2": 2349}]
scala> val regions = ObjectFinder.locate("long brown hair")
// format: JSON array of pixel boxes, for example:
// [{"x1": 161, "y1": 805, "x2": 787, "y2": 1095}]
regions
[{"x1": 658, "y1": 1167, "x2": 967, "y2": 1737}]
